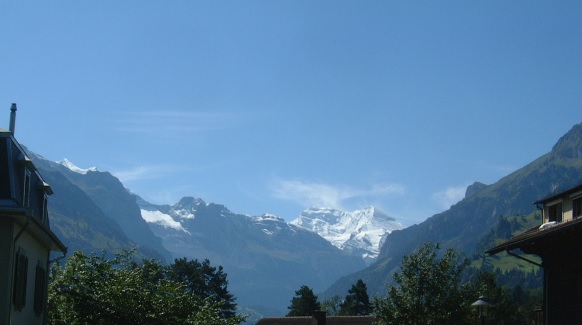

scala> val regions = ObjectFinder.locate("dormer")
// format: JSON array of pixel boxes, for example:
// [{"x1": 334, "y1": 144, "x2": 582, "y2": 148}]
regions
[
  {"x1": 0, "y1": 132, "x2": 53, "y2": 226},
  {"x1": 536, "y1": 184, "x2": 582, "y2": 224},
  {"x1": 1, "y1": 104, "x2": 66, "y2": 325}
]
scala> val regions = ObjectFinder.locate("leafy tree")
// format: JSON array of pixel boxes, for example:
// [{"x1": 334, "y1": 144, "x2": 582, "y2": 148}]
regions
[
  {"x1": 321, "y1": 295, "x2": 342, "y2": 316},
  {"x1": 48, "y1": 250, "x2": 245, "y2": 325},
  {"x1": 287, "y1": 285, "x2": 321, "y2": 317},
  {"x1": 467, "y1": 271, "x2": 543, "y2": 325},
  {"x1": 374, "y1": 242, "x2": 474, "y2": 325},
  {"x1": 167, "y1": 257, "x2": 237, "y2": 318},
  {"x1": 338, "y1": 279, "x2": 371, "y2": 315}
]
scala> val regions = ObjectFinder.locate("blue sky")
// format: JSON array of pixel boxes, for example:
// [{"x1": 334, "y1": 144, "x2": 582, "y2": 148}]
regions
[{"x1": 1, "y1": 1, "x2": 581, "y2": 225}]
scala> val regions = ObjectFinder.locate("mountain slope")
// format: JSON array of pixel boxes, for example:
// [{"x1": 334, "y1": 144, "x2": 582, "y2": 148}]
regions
[
  {"x1": 323, "y1": 122, "x2": 582, "y2": 298},
  {"x1": 139, "y1": 197, "x2": 366, "y2": 312},
  {"x1": 28, "y1": 151, "x2": 171, "y2": 261},
  {"x1": 290, "y1": 206, "x2": 404, "y2": 264}
]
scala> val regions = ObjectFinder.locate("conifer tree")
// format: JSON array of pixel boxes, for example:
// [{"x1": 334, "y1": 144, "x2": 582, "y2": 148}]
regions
[
  {"x1": 339, "y1": 279, "x2": 371, "y2": 315},
  {"x1": 287, "y1": 285, "x2": 321, "y2": 317}
]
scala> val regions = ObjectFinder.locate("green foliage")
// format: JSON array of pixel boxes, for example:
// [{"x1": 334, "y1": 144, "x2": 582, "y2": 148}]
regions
[
  {"x1": 167, "y1": 257, "x2": 237, "y2": 318},
  {"x1": 321, "y1": 295, "x2": 342, "y2": 316},
  {"x1": 466, "y1": 271, "x2": 543, "y2": 325},
  {"x1": 374, "y1": 242, "x2": 544, "y2": 325},
  {"x1": 472, "y1": 213, "x2": 543, "y2": 289},
  {"x1": 338, "y1": 279, "x2": 371, "y2": 316},
  {"x1": 287, "y1": 285, "x2": 321, "y2": 317},
  {"x1": 374, "y1": 243, "x2": 474, "y2": 325},
  {"x1": 48, "y1": 250, "x2": 245, "y2": 325}
]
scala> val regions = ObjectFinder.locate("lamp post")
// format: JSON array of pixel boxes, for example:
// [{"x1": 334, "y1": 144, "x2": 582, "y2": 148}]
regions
[{"x1": 471, "y1": 295, "x2": 493, "y2": 325}]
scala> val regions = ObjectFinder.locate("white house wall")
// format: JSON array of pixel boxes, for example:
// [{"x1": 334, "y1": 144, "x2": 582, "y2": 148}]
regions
[{"x1": 10, "y1": 225, "x2": 50, "y2": 325}]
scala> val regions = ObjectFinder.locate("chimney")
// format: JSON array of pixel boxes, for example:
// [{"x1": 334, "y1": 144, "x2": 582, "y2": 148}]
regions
[
  {"x1": 312, "y1": 311, "x2": 326, "y2": 325},
  {"x1": 9, "y1": 103, "x2": 17, "y2": 135}
]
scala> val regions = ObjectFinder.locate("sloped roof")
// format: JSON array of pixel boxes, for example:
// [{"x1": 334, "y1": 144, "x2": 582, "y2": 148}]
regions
[
  {"x1": 534, "y1": 183, "x2": 582, "y2": 204},
  {"x1": 256, "y1": 316, "x2": 378, "y2": 325},
  {"x1": 486, "y1": 217, "x2": 582, "y2": 255}
]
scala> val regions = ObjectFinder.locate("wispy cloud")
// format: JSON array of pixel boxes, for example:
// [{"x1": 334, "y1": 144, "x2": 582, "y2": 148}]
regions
[
  {"x1": 113, "y1": 164, "x2": 183, "y2": 183},
  {"x1": 112, "y1": 110, "x2": 243, "y2": 136},
  {"x1": 432, "y1": 185, "x2": 467, "y2": 210},
  {"x1": 271, "y1": 178, "x2": 405, "y2": 210}
]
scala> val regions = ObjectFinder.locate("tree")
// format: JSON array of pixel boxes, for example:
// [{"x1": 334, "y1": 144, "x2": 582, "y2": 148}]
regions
[
  {"x1": 374, "y1": 242, "x2": 474, "y2": 325},
  {"x1": 466, "y1": 270, "x2": 543, "y2": 325},
  {"x1": 338, "y1": 279, "x2": 371, "y2": 315},
  {"x1": 321, "y1": 295, "x2": 342, "y2": 316},
  {"x1": 48, "y1": 250, "x2": 245, "y2": 325},
  {"x1": 167, "y1": 257, "x2": 237, "y2": 318},
  {"x1": 287, "y1": 285, "x2": 321, "y2": 317}
]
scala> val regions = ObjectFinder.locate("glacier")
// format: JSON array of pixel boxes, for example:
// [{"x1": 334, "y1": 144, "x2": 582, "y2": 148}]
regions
[{"x1": 290, "y1": 206, "x2": 405, "y2": 264}]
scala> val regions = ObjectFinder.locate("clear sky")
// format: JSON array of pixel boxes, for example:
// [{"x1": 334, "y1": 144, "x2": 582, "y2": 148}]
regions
[{"x1": 1, "y1": 1, "x2": 581, "y2": 225}]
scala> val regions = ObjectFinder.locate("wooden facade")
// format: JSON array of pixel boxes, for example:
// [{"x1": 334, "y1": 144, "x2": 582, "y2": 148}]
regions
[{"x1": 487, "y1": 183, "x2": 582, "y2": 325}]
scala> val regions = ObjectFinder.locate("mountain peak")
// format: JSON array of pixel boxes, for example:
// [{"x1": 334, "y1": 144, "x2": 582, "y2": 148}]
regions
[
  {"x1": 551, "y1": 122, "x2": 582, "y2": 159},
  {"x1": 176, "y1": 196, "x2": 206, "y2": 208},
  {"x1": 59, "y1": 158, "x2": 98, "y2": 174},
  {"x1": 465, "y1": 182, "x2": 488, "y2": 198},
  {"x1": 290, "y1": 206, "x2": 404, "y2": 264}
]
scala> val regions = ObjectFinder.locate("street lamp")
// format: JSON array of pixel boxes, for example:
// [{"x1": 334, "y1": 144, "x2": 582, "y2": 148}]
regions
[{"x1": 471, "y1": 295, "x2": 494, "y2": 325}]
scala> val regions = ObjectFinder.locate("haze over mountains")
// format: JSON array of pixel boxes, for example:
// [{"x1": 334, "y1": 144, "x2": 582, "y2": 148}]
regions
[
  {"x1": 23, "y1": 121, "x2": 582, "y2": 316},
  {"x1": 27, "y1": 148, "x2": 392, "y2": 313},
  {"x1": 137, "y1": 196, "x2": 365, "y2": 310}
]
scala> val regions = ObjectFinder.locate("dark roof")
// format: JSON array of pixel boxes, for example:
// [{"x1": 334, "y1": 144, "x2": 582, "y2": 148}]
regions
[
  {"x1": 534, "y1": 183, "x2": 582, "y2": 205},
  {"x1": 256, "y1": 316, "x2": 378, "y2": 325},
  {"x1": 0, "y1": 128, "x2": 65, "y2": 253},
  {"x1": 486, "y1": 217, "x2": 582, "y2": 255},
  {"x1": 255, "y1": 317, "x2": 311, "y2": 325}
]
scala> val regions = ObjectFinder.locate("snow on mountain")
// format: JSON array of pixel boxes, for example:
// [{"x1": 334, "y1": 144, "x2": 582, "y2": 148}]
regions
[
  {"x1": 141, "y1": 209, "x2": 190, "y2": 234},
  {"x1": 140, "y1": 198, "x2": 292, "y2": 239},
  {"x1": 138, "y1": 197, "x2": 365, "y2": 311},
  {"x1": 290, "y1": 206, "x2": 405, "y2": 264},
  {"x1": 59, "y1": 158, "x2": 98, "y2": 174}
]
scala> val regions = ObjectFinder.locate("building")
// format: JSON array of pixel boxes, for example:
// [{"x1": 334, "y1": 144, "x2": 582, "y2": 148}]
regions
[
  {"x1": 487, "y1": 182, "x2": 582, "y2": 325},
  {"x1": 256, "y1": 311, "x2": 378, "y2": 325},
  {"x1": 0, "y1": 104, "x2": 67, "y2": 325}
]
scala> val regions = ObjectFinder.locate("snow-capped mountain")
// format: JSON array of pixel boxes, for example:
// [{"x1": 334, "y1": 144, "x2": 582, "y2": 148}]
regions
[
  {"x1": 138, "y1": 197, "x2": 364, "y2": 312},
  {"x1": 58, "y1": 158, "x2": 98, "y2": 174},
  {"x1": 290, "y1": 206, "x2": 405, "y2": 264}
]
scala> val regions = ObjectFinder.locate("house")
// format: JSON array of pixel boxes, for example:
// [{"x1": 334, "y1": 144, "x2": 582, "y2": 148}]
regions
[
  {"x1": 256, "y1": 311, "x2": 378, "y2": 325},
  {"x1": 0, "y1": 104, "x2": 67, "y2": 325},
  {"x1": 487, "y1": 182, "x2": 582, "y2": 325}
]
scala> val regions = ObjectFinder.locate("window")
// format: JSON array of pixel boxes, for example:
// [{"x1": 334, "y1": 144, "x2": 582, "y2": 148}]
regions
[
  {"x1": 573, "y1": 197, "x2": 582, "y2": 219},
  {"x1": 0, "y1": 139, "x2": 11, "y2": 199},
  {"x1": 548, "y1": 203, "x2": 563, "y2": 222},
  {"x1": 34, "y1": 264, "x2": 46, "y2": 314},
  {"x1": 42, "y1": 195, "x2": 48, "y2": 224},
  {"x1": 23, "y1": 169, "x2": 31, "y2": 207},
  {"x1": 13, "y1": 250, "x2": 28, "y2": 310}
]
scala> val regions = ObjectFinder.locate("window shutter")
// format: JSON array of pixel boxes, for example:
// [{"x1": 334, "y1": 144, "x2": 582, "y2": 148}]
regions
[
  {"x1": 13, "y1": 252, "x2": 28, "y2": 310},
  {"x1": 34, "y1": 264, "x2": 46, "y2": 314}
]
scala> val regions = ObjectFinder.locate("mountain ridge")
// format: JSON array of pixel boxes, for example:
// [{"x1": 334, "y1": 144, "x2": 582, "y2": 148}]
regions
[
  {"x1": 322, "y1": 121, "x2": 582, "y2": 299},
  {"x1": 138, "y1": 196, "x2": 366, "y2": 312},
  {"x1": 21, "y1": 121, "x2": 582, "y2": 316}
]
